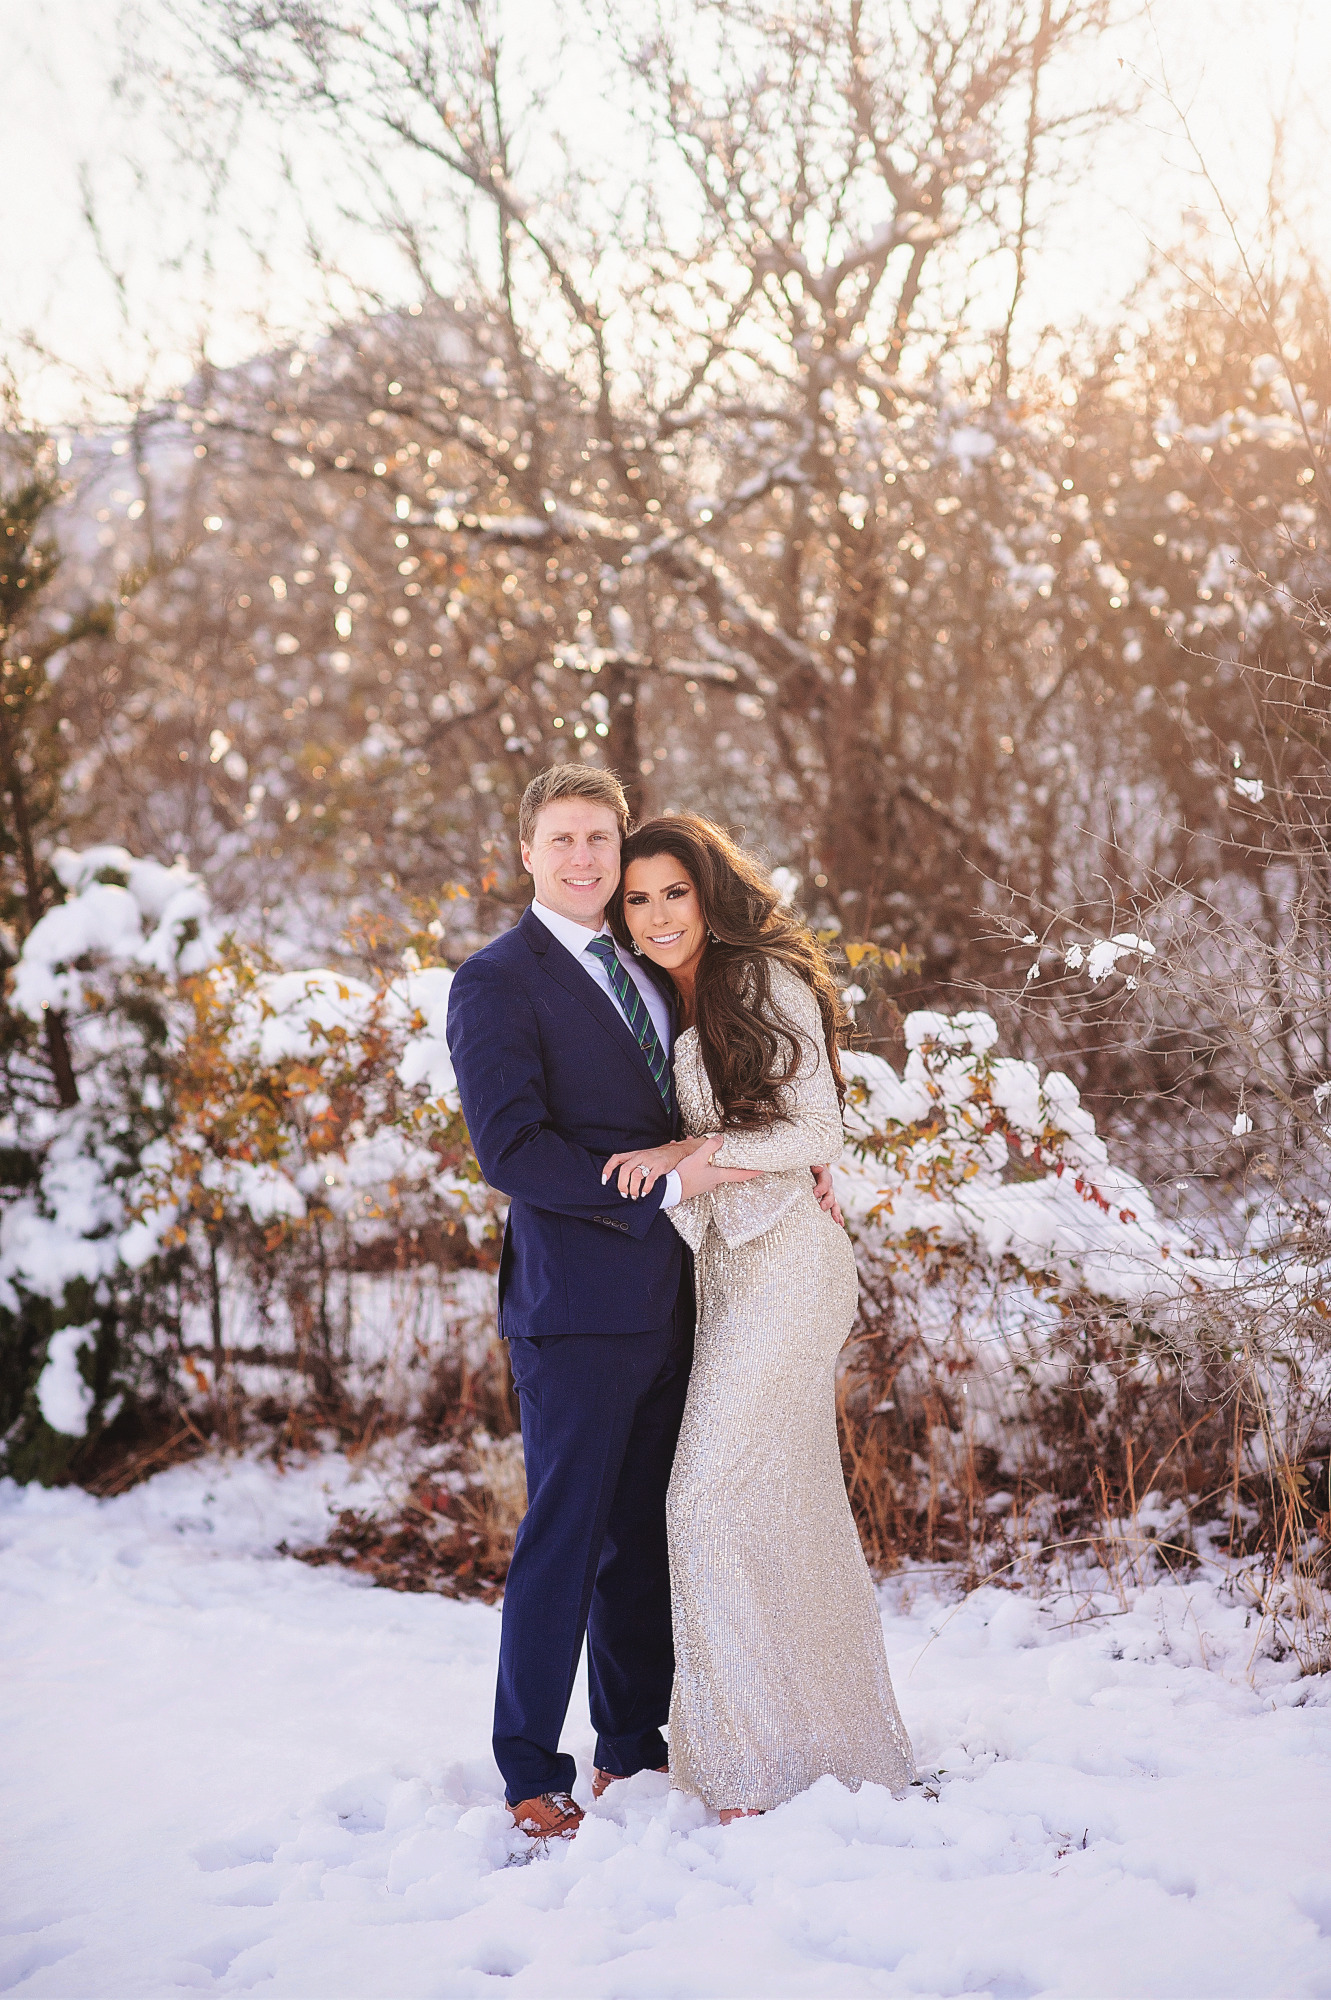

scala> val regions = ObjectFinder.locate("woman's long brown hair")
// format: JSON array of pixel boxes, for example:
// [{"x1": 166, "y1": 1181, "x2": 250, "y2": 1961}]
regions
[{"x1": 608, "y1": 814, "x2": 847, "y2": 1129}]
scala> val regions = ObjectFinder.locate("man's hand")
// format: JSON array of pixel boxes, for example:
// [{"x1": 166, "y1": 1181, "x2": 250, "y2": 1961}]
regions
[
  {"x1": 811, "y1": 1164, "x2": 845, "y2": 1228},
  {"x1": 602, "y1": 1137, "x2": 707, "y2": 1199}
]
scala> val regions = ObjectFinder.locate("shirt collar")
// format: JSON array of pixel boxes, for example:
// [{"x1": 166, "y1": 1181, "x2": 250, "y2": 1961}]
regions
[{"x1": 530, "y1": 899, "x2": 610, "y2": 961}]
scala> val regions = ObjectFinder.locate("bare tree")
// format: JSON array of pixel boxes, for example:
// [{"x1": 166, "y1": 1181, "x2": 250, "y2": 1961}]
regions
[{"x1": 153, "y1": 0, "x2": 1123, "y2": 933}]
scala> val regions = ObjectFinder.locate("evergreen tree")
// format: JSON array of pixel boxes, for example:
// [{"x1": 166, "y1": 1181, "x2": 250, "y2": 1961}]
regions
[{"x1": 0, "y1": 420, "x2": 112, "y2": 1105}]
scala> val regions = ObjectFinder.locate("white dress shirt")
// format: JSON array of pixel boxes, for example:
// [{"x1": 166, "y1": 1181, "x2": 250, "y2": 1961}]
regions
[{"x1": 529, "y1": 900, "x2": 683, "y2": 1209}]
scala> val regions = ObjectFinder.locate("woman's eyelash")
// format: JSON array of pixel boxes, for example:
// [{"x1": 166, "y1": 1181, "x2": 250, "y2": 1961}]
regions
[{"x1": 624, "y1": 886, "x2": 689, "y2": 903}]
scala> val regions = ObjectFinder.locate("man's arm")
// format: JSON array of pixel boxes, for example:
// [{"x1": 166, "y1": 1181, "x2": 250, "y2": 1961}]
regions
[{"x1": 446, "y1": 953, "x2": 666, "y2": 1240}]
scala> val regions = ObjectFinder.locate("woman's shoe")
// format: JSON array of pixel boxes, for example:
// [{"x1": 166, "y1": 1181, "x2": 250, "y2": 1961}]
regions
[
  {"x1": 592, "y1": 1763, "x2": 669, "y2": 1799},
  {"x1": 508, "y1": 1791, "x2": 584, "y2": 1840},
  {"x1": 718, "y1": 1807, "x2": 764, "y2": 1825}
]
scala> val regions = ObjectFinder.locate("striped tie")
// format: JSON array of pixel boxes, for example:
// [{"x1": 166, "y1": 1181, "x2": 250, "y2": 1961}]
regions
[{"x1": 585, "y1": 934, "x2": 673, "y2": 1108}]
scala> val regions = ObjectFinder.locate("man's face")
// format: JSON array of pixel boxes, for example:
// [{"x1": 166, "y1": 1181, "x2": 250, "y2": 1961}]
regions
[{"x1": 521, "y1": 800, "x2": 622, "y2": 927}]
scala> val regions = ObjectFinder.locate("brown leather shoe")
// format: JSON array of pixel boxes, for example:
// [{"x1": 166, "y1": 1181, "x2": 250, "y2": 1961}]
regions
[
  {"x1": 591, "y1": 1764, "x2": 669, "y2": 1799},
  {"x1": 508, "y1": 1790, "x2": 584, "y2": 1840}
]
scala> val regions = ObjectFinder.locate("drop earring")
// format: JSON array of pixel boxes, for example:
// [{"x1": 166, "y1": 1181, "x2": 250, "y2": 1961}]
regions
[{"x1": 630, "y1": 939, "x2": 643, "y2": 955}]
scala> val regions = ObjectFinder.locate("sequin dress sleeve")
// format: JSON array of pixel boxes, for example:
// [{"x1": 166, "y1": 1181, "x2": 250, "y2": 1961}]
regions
[{"x1": 668, "y1": 962, "x2": 844, "y2": 1251}]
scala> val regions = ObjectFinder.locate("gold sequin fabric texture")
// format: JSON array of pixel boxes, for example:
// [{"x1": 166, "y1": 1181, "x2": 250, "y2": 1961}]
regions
[{"x1": 666, "y1": 962, "x2": 916, "y2": 1811}]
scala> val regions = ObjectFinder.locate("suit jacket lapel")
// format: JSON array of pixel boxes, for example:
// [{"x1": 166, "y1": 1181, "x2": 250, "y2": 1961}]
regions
[{"x1": 519, "y1": 909, "x2": 668, "y2": 1114}]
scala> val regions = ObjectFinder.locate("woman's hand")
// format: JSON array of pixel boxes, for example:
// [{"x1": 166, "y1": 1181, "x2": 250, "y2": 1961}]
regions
[
  {"x1": 674, "y1": 1141, "x2": 763, "y2": 1201},
  {"x1": 811, "y1": 1164, "x2": 845, "y2": 1228},
  {"x1": 602, "y1": 1137, "x2": 704, "y2": 1200}
]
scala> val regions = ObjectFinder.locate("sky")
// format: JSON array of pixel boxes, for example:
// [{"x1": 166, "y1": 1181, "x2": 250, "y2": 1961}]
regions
[{"x1": 3, "y1": 0, "x2": 1331, "y2": 422}]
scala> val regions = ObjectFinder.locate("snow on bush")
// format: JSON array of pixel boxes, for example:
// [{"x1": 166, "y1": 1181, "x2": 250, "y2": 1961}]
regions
[
  {"x1": 10, "y1": 845, "x2": 216, "y2": 1018},
  {"x1": 33, "y1": 1323, "x2": 98, "y2": 1436},
  {"x1": 836, "y1": 1007, "x2": 1190, "y2": 1306},
  {"x1": 129, "y1": 951, "x2": 493, "y2": 1271},
  {"x1": 0, "y1": 846, "x2": 495, "y2": 1470},
  {"x1": 0, "y1": 1126, "x2": 126, "y2": 1309},
  {"x1": 2, "y1": 850, "x2": 216, "y2": 1322},
  {"x1": 0, "y1": 847, "x2": 225, "y2": 1474},
  {"x1": 833, "y1": 1006, "x2": 1331, "y2": 1486}
]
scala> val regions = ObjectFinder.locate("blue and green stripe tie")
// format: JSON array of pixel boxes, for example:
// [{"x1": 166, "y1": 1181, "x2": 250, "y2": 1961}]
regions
[{"x1": 585, "y1": 934, "x2": 673, "y2": 1108}]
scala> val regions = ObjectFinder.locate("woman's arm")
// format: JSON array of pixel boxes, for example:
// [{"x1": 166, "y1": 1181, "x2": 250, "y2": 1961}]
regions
[
  {"x1": 602, "y1": 1136, "x2": 763, "y2": 1200},
  {"x1": 710, "y1": 968, "x2": 845, "y2": 1172}
]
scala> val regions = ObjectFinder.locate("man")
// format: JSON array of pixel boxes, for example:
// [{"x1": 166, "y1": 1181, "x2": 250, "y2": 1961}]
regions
[{"x1": 446, "y1": 765, "x2": 749, "y2": 1840}]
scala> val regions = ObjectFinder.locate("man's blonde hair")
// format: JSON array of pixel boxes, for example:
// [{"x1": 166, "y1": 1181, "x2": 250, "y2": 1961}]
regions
[{"x1": 518, "y1": 764, "x2": 630, "y2": 847}]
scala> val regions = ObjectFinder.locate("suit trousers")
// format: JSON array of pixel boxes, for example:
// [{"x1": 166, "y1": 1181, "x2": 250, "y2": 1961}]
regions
[{"x1": 493, "y1": 1271, "x2": 694, "y2": 1803}]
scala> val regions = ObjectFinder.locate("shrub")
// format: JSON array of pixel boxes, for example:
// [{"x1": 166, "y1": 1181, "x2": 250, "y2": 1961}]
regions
[
  {"x1": 834, "y1": 1001, "x2": 1331, "y2": 1646},
  {"x1": 0, "y1": 843, "x2": 501, "y2": 1480}
]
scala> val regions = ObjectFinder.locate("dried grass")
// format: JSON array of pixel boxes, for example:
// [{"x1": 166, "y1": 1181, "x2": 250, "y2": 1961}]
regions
[{"x1": 836, "y1": 1287, "x2": 1331, "y2": 1675}]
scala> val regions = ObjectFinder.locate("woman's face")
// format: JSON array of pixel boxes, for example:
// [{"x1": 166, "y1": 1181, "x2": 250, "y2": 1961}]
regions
[{"x1": 621, "y1": 853, "x2": 707, "y2": 977}]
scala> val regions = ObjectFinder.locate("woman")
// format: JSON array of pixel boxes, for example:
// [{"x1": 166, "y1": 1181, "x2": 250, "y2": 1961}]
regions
[{"x1": 603, "y1": 815, "x2": 914, "y2": 1821}]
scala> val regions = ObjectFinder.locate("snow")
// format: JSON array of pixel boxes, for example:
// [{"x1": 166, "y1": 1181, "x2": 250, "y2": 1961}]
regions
[
  {"x1": 228, "y1": 969, "x2": 381, "y2": 1067},
  {"x1": 116, "y1": 1200, "x2": 180, "y2": 1272},
  {"x1": 218, "y1": 963, "x2": 460, "y2": 1114},
  {"x1": 607, "y1": 603, "x2": 634, "y2": 651},
  {"x1": 0, "y1": 1120, "x2": 122, "y2": 1309},
  {"x1": 32, "y1": 1323, "x2": 96, "y2": 1436},
  {"x1": 903, "y1": 1010, "x2": 999, "y2": 1056},
  {"x1": 394, "y1": 965, "x2": 458, "y2": 1105},
  {"x1": 947, "y1": 425, "x2": 996, "y2": 472},
  {"x1": 987, "y1": 1056, "x2": 1043, "y2": 1137},
  {"x1": 1079, "y1": 933, "x2": 1155, "y2": 984},
  {"x1": 230, "y1": 1160, "x2": 308, "y2": 1224},
  {"x1": 3, "y1": 1451, "x2": 1331, "y2": 1999},
  {"x1": 11, "y1": 884, "x2": 146, "y2": 1015},
  {"x1": 11, "y1": 848, "x2": 217, "y2": 1018}
]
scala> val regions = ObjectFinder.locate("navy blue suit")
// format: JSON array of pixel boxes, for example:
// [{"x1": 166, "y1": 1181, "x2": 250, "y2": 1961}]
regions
[{"x1": 447, "y1": 909, "x2": 693, "y2": 1801}]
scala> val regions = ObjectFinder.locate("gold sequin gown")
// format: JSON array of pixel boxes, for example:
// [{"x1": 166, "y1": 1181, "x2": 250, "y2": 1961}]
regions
[{"x1": 665, "y1": 961, "x2": 915, "y2": 1812}]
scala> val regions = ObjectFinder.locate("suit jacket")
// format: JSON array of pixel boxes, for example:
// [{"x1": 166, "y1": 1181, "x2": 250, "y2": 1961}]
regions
[{"x1": 446, "y1": 907, "x2": 687, "y2": 1338}]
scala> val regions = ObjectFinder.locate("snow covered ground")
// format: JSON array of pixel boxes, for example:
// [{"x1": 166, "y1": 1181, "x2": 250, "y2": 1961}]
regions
[{"x1": 4, "y1": 1454, "x2": 1331, "y2": 2000}]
